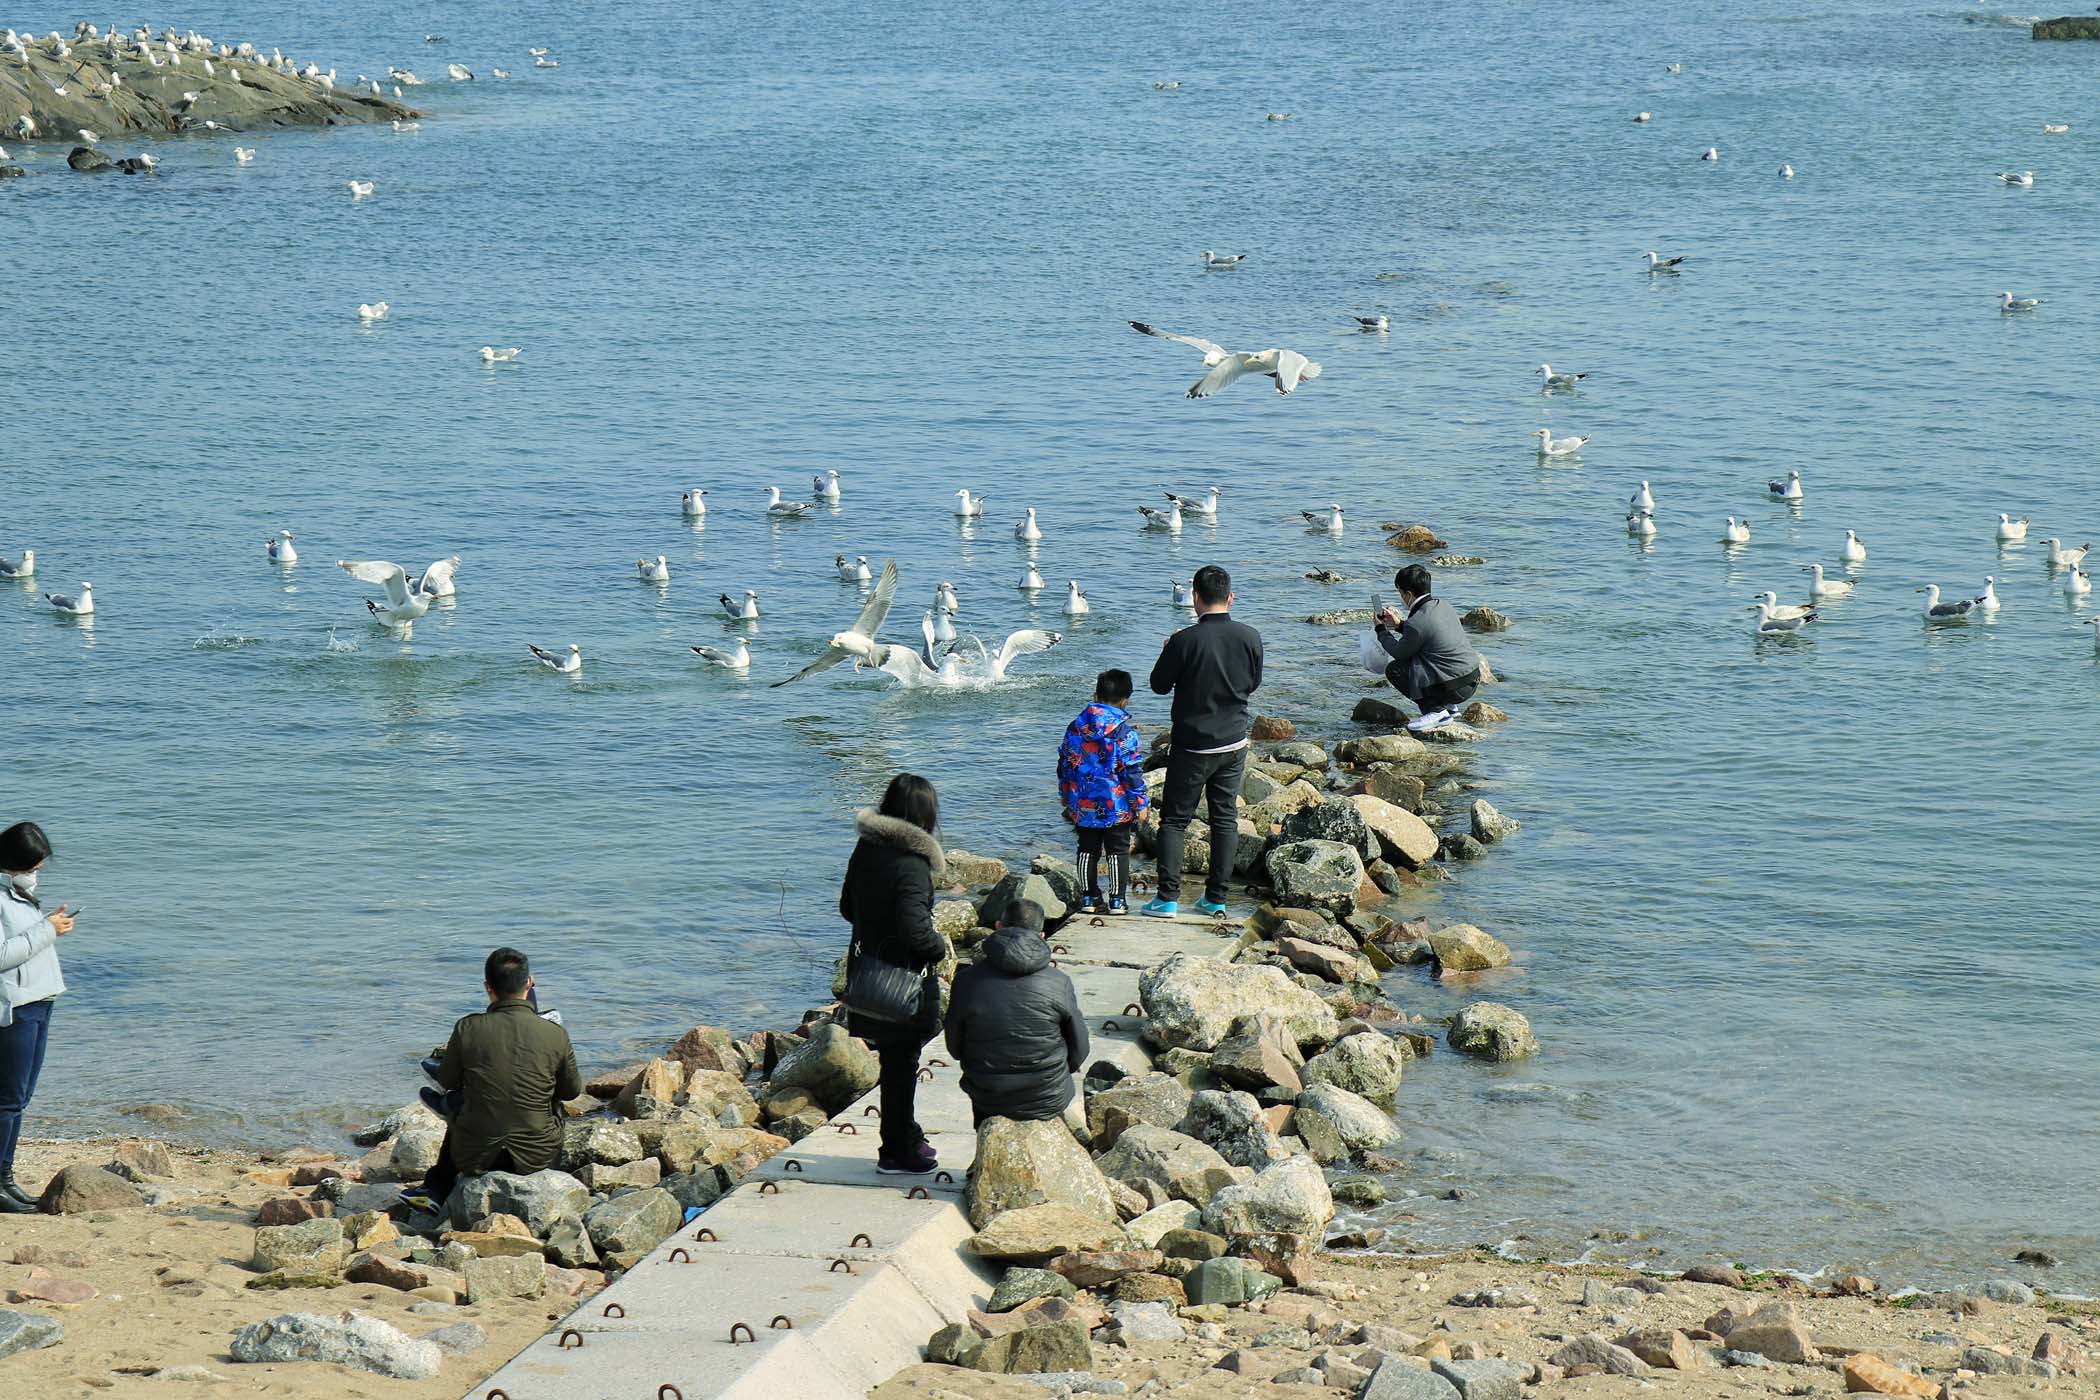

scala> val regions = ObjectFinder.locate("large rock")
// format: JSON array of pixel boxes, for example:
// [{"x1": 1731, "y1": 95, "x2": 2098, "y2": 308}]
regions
[
  {"x1": 1842, "y1": 1354, "x2": 1943, "y2": 1396},
  {"x1": 966, "y1": 1117, "x2": 1116, "y2": 1229},
  {"x1": 1185, "y1": 1256, "x2": 1283, "y2": 1307},
  {"x1": 978, "y1": 872, "x2": 1067, "y2": 927},
  {"x1": 1209, "y1": 1015, "x2": 1304, "y2": 1092},
  {"x1": 1202, "y1": 1155, "x2": 1333, "y2": 1237},
  {"x1": 1265, "y1": 839, "x2": 1368, "y2": 913},
  {"x1": 109, "y1": 1138, "x2": 175, "y2": 1182},
  {"x1": 1123, "y1": 1200, "x2": 1202, "y2": 1247},
  {"x1": 562, "y1": 1120, "x2": 646, "y2": 1169},
  {"x1": 1293, "y1": 1083, "x2": 1400, "y2": 1161},
  {"x1": 1276, "y1": 799, "x2": 1376, "y2": 864},
  {"x1": 454, "y1": 1170, "x2": 589, "y2": 1235},
  {"x1": 0, "y1": 1309, "x2": 63, "y2": 1359},
  {"x1": 253, "y1": 1218, "x2": 345, "y2": 1275},
  {"x1": 1469, "y1": 799, "x2": 1520, "y2": 844},
  {"x1": 1448, "y1": 1003, "x2": 1538, "y2": 1061},
  {"x1": 1086, "y1": 1072, "x2": 1194, "y2": 1142},
  {"x1": 612, "y1": 1057, "x2": 686, "y2": 1117},
  {"x1": 971, "y1": 1317, "x2": 1092, "y2": 1374},
  {"x1": 1335, "y1": 733, "x2": 1428, "y2": 766},
  {"x1": 1180, "y1": 1090, "x2": 1287, "y2": 1169},
  {"x1": 1549, "y1": 1335, "x2": 1649, "y2": 1375},
  {"x1": 1278, "y1": 936, "x2": 1369, "y2": 984},
  {"x1": 768, "y1": 1022, "x2": 881, "y2": 1111},
  {"x1": 1349, "y1": 795, "x2": 1440, "y2": 869},
  {"x1": 1302, "y1": 1032, "x2": 1407, "y2": 1099},
  {"x1": 965, "y1": 1204, "x2": 1128, "y2": 1263},
  {"x1": 1617, "y1": 1329, "x2": 1701, "y2": 1371},
  {"x1": 942, "y1": 849, "x2": 1009, "y2": 889},
  {"x1": 2035, "y1": 16, "x2": 2100, "y2": 39},
  {"x1": 463, "y1": 1253, "x2": 546, "y2": 1303},
  {"x1": 583, "y1": 1188, "x2": 682, "y2": 1267},
  {"x1": 1724, "y1": 1302, "x2": 1819, "y2": 1364},
  {"x1": 1365, "y1": 1357, "x2": 1461, "y2": 1400},
  {"x1": 668, "y1": 1024, "x2": 743, "y2": 1075},
  {"x1": 1427, "y1": 923, "x2": 1512, "y2": 972},
  {"x1": 39, "y1": 1164, "x2": 145, "y2": 1213},
  {"x1": 1095, "y1": 1123, "x2": 1237, "y2": 1206},
  {"x1": 67, "y1": 145, "x2": 112, "y2": 171},
  {"x1": 1140, "y1": 954, "x2": 1339, "y2": 1053},
  {"x1": 229, "y1": 1312, "x2": 443, "y2": 1380}
]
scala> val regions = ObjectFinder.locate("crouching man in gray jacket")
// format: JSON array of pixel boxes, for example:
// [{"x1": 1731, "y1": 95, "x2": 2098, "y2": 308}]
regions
[
  {"x1": 1375, "y1": 564, "x2": 1483, "y2": 733},
  {"x1": 943, "y1": 900, "x2": 1090, "y2": 1126}
]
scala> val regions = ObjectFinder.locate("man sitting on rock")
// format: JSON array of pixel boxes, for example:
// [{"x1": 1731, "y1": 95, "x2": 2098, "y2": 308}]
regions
[
  {"x1": 1374, "y1": 563, "x2": 1482, "y2": 733},
  {"x1": 943, "y1": 901, "x2": 1089, "y2": 1127},
  {"x1": 411, "y1": 947, "x2": 582, "y2": 1212}
]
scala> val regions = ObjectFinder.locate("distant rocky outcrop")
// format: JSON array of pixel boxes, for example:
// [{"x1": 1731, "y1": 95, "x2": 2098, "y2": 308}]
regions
[
  {"x1": 2034, "y1": 16, "x2": 2100, "y2": 39},
  {"x1": 0, "y1": 22, "x2": 416, "y2": 151}
]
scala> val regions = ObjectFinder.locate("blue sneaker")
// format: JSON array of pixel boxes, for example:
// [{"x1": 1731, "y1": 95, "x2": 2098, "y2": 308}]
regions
[
  {"x1": 1193, "y1": 899, "x2": 1229, "y2": 918},
  {"x1": 1140, "y1": 898, "x2": 1178, "y2": 918}
]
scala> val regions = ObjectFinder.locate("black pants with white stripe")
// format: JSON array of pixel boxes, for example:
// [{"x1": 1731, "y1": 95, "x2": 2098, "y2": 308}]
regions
[{"x1": 1077, "y1": 822, "x2": 1134, "y2": 904}]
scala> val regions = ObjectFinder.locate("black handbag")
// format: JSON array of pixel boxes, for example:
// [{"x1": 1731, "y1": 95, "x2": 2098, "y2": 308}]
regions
[{"x1": 843, "y1": 942, "x2": 925, "y2": 1023}]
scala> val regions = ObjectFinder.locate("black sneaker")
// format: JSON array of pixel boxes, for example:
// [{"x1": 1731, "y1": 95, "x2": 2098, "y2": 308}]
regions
[
  {"x1": 1107, "y1": 898, "x2": 1128, "y2": 915},
  {"x1": 1077, "y1": 895, "x2": 1103, "y2": 916},
  {"x1": 874, "y1": 1142, "x2": 938, "y2": 1175}
]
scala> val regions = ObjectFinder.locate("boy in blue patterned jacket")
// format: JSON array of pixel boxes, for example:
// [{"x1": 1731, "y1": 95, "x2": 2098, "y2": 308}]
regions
[{"x1": 1057, "y1": 669, "x2": 1149, "y2": 915}]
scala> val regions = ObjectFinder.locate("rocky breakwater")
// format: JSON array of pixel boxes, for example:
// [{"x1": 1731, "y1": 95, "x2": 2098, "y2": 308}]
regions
[
  {"x1": 2034, "y1": 16, "x2": 2100, "y2": 39},
  {"x1": 0, "y1": 21, "x2": 415, "y2": 175}
]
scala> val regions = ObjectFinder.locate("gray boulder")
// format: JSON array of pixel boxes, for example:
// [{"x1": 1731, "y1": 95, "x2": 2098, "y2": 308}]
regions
[
  {"x1": 1432, "y1": 1358, "x2": 1524, "y2": 1400},
  {"x1": 1469, "y1": 799, "x2": 1520, "y2": 844},
  {"x1": 253, "y1": 1218, "x2": 345, "y2": 1274},
  {"x1": 1201, "y1": 1155, "x2": 1334, "y2": 1237},
  {"x1": 1276, "y1": 799, "x2": 1376, "y2": 864},
  {"x1": 1265, "y1": 839, "x2": 1367, "y2": 913},
  {"x1": 1448, "y1": 1003, "x2": 1538, "y2": 1061},
  {"x1": 767, "y1": 1022, "x2": 880, "y2": 1111},
  {"x1": 38, "y1": 1164, "x2": 145, "y2": 1213},
  {"x1": 979, "y1": 872, "x2": 1068, "y2": 927},
  {"x1": 1094, "y1": 1123, "x2": 1236, "y2": 1205},
  {"x1": 454, "y1": 1169, "x2": 589, "y2": 1234},
  {"x1": 1180, "y1": 1090, "x2": 1287, "y2": 1169},
  {"x1": 1293, "y1": 1083, "x2": 1400, "y2": 1161},
  {"x1": 0, "y1": 1309, "x2": 63, "y2": 1358},
  {"x1": 67, "y1": 145, "x2": 112, "y2": 171},
  {"x1": 1302, "y1": 1031, "x2": 1407, "y2": 1099},
  {"x1": 1085, "y1": 1072, "x2": 1193, "y2": 1142},
  {"x1": 1139, "y1": 953, "x2": 1339, "y2": 1053},
  {"x1": 1184, "y1": 1256, "x2": 1283, "y2": 1306},
  {"x1": 1364, "y1": 1359, "x2": 1460, "y2": 1400},
  {"x1": 561, "y1": 1119, "x2": 645, "y2": 1169},
  {"x1": 1548, "y1": 1334, "x2": 1650, "y2": 1375},
  {"x1": 1208, "y1": 1014, "x2": 1304, "y2": 1092},
  {"x1": 423, "y1": 1321, "x2": 488, "y2": 1356},
  {"x1": 988, "y1": 1266, "x2": 1076, "y2": 1312},
  {"x1": 229, "y1": 1312, "x2": 443, "y2": 1380},
  {"x1": 1110, "y1": 1299, "x2": 1185, "y2": 1342},
  {"x1": 583, "y1": 1187, "x2": 682, "y2": 1267},
  {"x1": 967, "y1": 1117, "x2": 1116, "y2": 1229}
]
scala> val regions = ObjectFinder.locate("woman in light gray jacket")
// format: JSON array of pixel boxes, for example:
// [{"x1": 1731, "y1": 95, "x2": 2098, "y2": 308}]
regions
[{"x1": 0, "y1": 821, "x2": 73, "y2": 1213}]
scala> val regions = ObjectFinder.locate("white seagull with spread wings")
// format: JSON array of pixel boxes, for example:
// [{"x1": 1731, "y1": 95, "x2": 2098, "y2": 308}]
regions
[
  {"x1": 1129, "y1": 321, "x2": 1322, "y2": 397},
  {"x1": 339, "y1": 559, "x2": 430, "y2": 629},
  {"x1": 772, "y1": 560, "x2": 900, "y2": 686}
]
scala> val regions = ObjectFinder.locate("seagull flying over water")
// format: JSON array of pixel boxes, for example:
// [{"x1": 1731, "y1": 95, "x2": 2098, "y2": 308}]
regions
[
  {"x1": 339, "y1": 559, "x2": 429, "y2": 628},
  {"x1": 266, "y1": 529, "x2": 297, "y2": 563},
  {"x1": 1128, "y1": 315, "x2": 1325, "y2": 396},
  {"x1": 529, "y1": 643, "x2": 582, "y2": 674},
  {"x1": 1534, "y1": 428, "x2": 1588, "y2": 457},
  {"x1": 772, "y1": 560, "x2": 899, "y2": 686},
  {"x1": 1538, "y1": 363, "x2": 1587, "y2": 391}
]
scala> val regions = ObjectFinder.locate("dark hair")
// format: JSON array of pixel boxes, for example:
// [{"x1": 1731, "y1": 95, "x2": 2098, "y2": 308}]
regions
[
  {"x1": 1193, "y1": 564, "x2": 1231, "y2": 606},
  {"x1": 1001, "y1": 899, "x2": 1046, "y2": 933},
  {"x1": 0, "y1": 821, "x2": 51, "y2": 875},
  {"x1": 879, "y1": 772, "x2": 939, "y2": 835},
  {"x1": 1094, "y1": 668, "x2": 1133, "y2": 705},
  {"x1": 485, "y1": 946, "x2": 531, "y2": 996},
  {"x1": 1394, "y1": 564, "x2": 1432, "y2": 598}
]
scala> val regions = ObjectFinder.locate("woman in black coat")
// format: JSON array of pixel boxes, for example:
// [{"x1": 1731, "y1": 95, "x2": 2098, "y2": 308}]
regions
[{"x1": 838, "y1": 773, "x2": 947, "y2": 1174}]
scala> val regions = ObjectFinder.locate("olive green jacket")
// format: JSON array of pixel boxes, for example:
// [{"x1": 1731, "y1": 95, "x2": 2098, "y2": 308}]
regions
[{"x1": 435, "y1": 999, "x2": 583, "y2": 1176}]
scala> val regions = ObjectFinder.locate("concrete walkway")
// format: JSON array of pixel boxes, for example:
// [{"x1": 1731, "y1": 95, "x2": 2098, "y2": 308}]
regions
[{"x1": 459, "y1": 911, "x2": 1243, "y2": 1400}]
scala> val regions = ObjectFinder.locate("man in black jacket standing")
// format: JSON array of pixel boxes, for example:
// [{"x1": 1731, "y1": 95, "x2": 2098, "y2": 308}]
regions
[
  {"x1": 1144, "y1": 564, "x2": 1263, "y2": 918},
  {"x1": 943, "y1": 901, "x2": 1089, "y2": 1126}
]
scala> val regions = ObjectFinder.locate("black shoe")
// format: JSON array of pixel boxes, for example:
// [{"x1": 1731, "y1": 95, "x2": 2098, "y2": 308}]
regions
[
  {"x1": 0, "y1": 1172, "x2": 35, "y2": 1208},
  {"x1": 0, "y1": 1186, "x2": 37, "y2": 1214}
]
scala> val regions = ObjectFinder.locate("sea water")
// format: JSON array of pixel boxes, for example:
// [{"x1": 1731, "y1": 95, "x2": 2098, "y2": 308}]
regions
[{"x1": 2, "y1": 0, "x2": 2095, "y2": 1286}]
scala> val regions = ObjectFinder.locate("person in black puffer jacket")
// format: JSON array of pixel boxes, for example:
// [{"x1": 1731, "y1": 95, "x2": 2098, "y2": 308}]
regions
[
  {"x1": 838, "y1": 773, "x2": 948, "y2": 1174},
  {"x1": 943, "y1": 900, "x2": 1089, "y2": 1126}
]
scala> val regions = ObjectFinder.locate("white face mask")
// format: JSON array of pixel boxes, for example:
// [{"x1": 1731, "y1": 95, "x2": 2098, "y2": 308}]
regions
[{"x1": 9, "y1": 872, "x2": 35, "y2": 897}]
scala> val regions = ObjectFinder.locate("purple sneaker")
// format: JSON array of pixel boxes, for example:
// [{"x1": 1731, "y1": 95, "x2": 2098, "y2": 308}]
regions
[{"x1": 876, "y1": 1141, "x2": 938, "y2": 1175}]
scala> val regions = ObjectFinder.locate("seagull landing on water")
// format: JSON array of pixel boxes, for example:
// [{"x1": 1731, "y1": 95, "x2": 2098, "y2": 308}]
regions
[
  {"x1": 1917, "y1": 585, "x2": 1976, "y2": 622},
  {"x1": 682, "y1": 489, "x2": 708, "y2": 518},
  {"x1": 2042, "y1": 539, "x2": 2089, "y2": 569},
  {"x1": 720, "y1": 589, "x2": 760, "y2": 620},
  {"x1": 480, "y1": 346, "x2": 521, "y2": 363},
  {"x1": 1643, "y1": 251, "x2": 1687, "y2": 272},
  {"x1": 1063, "y1": 581, "x2": 1091, "y2": 616},
  {"x1": 1534, "y1": 428, "x2": 1588, "y2": 457},
  {"x1": 1751, "y1": 600, "x2": 1814, "y2": 636},
  {"x1": 356, "y1": 301, "x2": 389, "y2": 321},
  {"x1": 407, "y1": 555, "x2": 460, "y2": 598},
  {"x1": 1538, "y1": 363, "x2": 1587, "y2": 392},
  {"x1": 954, "y1": 489, "x2": 987, "y2": 517},
  {"x1": 691, "y1": 637, "x2": 750, "y2": 672},
  {"x1": 637, "y1": 555, "x2": 670, "y2": 583},
  {"x1": 529, "y1": 644, "x2": 582, "y2": 674},
  {"x1": 1770, "y1": 470, "x2": 1804, "y2": 501},
  {"x1": 347, "y1": 180, "x2": 373, "y2": 198},
  {"x1": 771, "y1": 560, "x2": 900, "y2": 687},
  {"x1": 2000, "y1": 291, "x2": 2042, "y2": 313},
  {"x1": 1997, "y1": 514, "x2": 2029, "y2": 542},
  {"x1": 266, "y1": 529, "x2": 297, "y2": 563},
  {"x1": 764, "y1": 486, "x2": 813, "y2": 518},
  {"x1": 814, "y1": 469, "x2": 841, "y2": 502},
  {"x1": 1200, "y1": 250, "x2": 1246, "y2": 268},
  {"x1": 1165, "y1": 486, "x2": 1221, "y2": 519},
  {"x1": 1015, "y1": 507, "x2": 1043, "y2": 542},
  {"x1": 1353, "y1": 315, "x2": 1389, "y2": 333},
  {"x1": 1805, "y1": 563, "x2": 1854, "y2": 598},
  {"x1": 1302, "y1": 504, "x2": 1345, "y2": 535},
  {"x1": 1138, "y1": 501, "x2": 1183, "y2": 532},
  {"x1": 339, "y1": 560, "x2": 429, "y2": 629},
  {"x1": 1841, "y1": 530, "x2": 1868, "y2": 563},
  {"x1": 44, "y1": 582, "x2": 93, "y2": 616},
  {"x1": 0, "y1": 550, "x2": 33, "y2": 579},
  {"x1": 1997, "y1": 171, "x2": 2034, "y2": 188}
]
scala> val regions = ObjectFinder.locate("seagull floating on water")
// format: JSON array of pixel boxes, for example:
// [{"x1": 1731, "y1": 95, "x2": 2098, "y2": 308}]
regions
[
  {"x1": 1916, "y1": 584, "x2": 1975, "y2": 622},
  {"x1": 0, "y1": 550, "x2": 33, "y2": 579},
  {"x1": 1019, "y1": 563, "x2": 1045, "y2": 591},
  {"x1": 764, "y1": 486, "x2": 813, "y2": 518},
  {"x1": 339, "y1": 560, "x2": 428, "y2": 629},
  {"x1": 835, "y1": 554, "x2": 871, "y2": 583},
  {"x1": 1626, "y1": 509, "x2": 1657, "y2": 538},
  {"x1": 1780, "y1": 164, "x2": 1794, "y2": 179},
  {"x1": 1977, "y1": 577, "x2": 2002, "y2": 613},
  {"x1": 356, "y1": 301, "x2": 389, "y2": 321},
  {"x1": 480, "y1": 346, "x2": 521, "y2": 363},
  {"x1": 1171, "y1": 579, "x2": 1195, "y2": 608},
  {"x1": 719, "y1": 589, "x2": 760, "y2": 620},
  {"x1": 1630, "y1": 481, "x2": 1655, "y2": 512},
  {"x1": 1138, "y1": 501, "x2": 1183, "y2": 532},
  {"x1": 234, "y1": 146, "x2": 254, "y2": 163},
  {"x1": 529, "y1": 643, "x2": 582, "y2": 674},
  {"x1": 814, "y1": 469, "x2": 841, "y2": 502},
  {"x1": 1751, "y1": 600, "x2": 1814, "y2": 636},
  {"x1": 1756, "y1": 591, "x2": 1814, "y2": 623},
  {"x1": 2068, "y1": 565, "x2": 2093, "y2": 598},
  {"x1": 2000, "y1": 291, "x2": 2042, "y2": 313},
  {"x1": 1665, "y1": 63, "x2": 1682, "y2": 74},
  {"x1": 1200, "y1": 250, "x2": 1246, "y2": 268},
  {"x1": 1722, "y1": 517, "x2": 1751, "y2": 545},
  {"x1": 637, "y1": 555, "x2": 670, "y2": 583},
  {"x1": 1643, "y1": 251, "x2": 1686, "y2": 272},
  {"x1": 1302, "y1": 504, "x2": 1345, "y2": 535},
  {"x1": 1165, "y1": 486, "x2": 1220, "y2": 519},
  {"x1": 1264, "y1": 112, "x2": 1290, "y2": 122},
  {"x1": 1805, "y1": 563, "x2": 1854, "y2": 598},
  {"x1": 1997, "y1": 171, "x2": 2035, "y2": 188},
  {"x1": 1997, "y1": 514, "x2": 2029, "y2": 542},
  {"x1": 1841, "y1": 530, "x2": 1868, "y2": 563},
  {"x1": 2043, "y1": 123, "x2": 2069, "y2": 135},
  {"x1": 954, "y1": 489, "x2": 987, "y2": 517},
  {"x1": 1770, "y1": 470, "x2": 1804, "y2": 501},
  {"x1": 347, "y1": 180, "x2": 374, "y2": 198},
  {"x1": 44, "y1": 582, "x2": 93, "y2": 616},
  {"x1": 936, "y1": 581, "x2": 960, "y2": 614},
  {"x1": 691, "y1": 637, "x2": 750, "y2": 671},
  {"x1": 1153, "y1": 80, "x2": 1180, "y2": 90},
  {"x1": 1633, "y1": 111, "x2": 1651, "y2": 123},
  {"x1": 1353, "y1": 315, "x2": 1389, "y2": 333},
  {"x1": 392, "y1": 120, "x2": 420, "y2": 132},
  {"x1": 2042, "y1": 539, "x2": 2089, "y2": 568},
  {"x1": 772, "y1": 561, "x2": 898, "y2": 686},
  {"x1": 266, "y1": 529, "x2": 297, "y2": 563},
  {"x1": 1015, "y1": 507, "x2": 1043, "y2": 542},
  {"x1": 1539, "y1": 363, "x2": 1588, "y2": 391},
  {"x1": 682, "y1": 489, "x2": 708, "y2": 518},
  {"x1": 1063, "y1": 580, "x2": 1091, "y2": 616},
  {"x1": 1700, "y1": 146, "x2": 1718, "y2": 162},
  {"x1": 1534, "y1": 428, "x2": 1588, "y2": 457}
]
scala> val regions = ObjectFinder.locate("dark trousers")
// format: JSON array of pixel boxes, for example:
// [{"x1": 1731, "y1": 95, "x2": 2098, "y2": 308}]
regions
[
  {"x1": 1077, "y1": 822, "x2": 1134, "y2": 902},
  {"x1": 1155, "y1": 745, "x2": 1247, "y2": 904},
  {"x1": 1388, "y1": 662, "x2": 1479, "y2": 715},
  {"x1": 856, "y1": 1016, "x2": 935, "y2": 1158},
  {"x1": 420, "y1": 1132, "x2": 517, "y2": 1208},
  {"x1": 0, "y1": 999, "x2": 53, "y2": 1177}
]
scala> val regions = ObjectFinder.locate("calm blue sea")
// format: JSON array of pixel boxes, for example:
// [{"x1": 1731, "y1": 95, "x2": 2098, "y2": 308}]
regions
[{"x1": 3, "y1": 1, "x2": 2094, "y2": 1287}]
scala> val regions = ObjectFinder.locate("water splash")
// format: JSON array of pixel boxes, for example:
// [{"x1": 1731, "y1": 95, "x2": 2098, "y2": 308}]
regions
[
  {"x1": 191, "y1": 626, "x2": 262, "y2": 651},
  {"x1": 323, "y1": 627, "x2": 359, "y2": 654}
]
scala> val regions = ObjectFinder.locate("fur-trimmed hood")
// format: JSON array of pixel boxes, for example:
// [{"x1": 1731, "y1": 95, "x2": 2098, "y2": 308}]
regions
[{"x1": 855, "y1": 808, "x2": 945, "y2": 877}]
